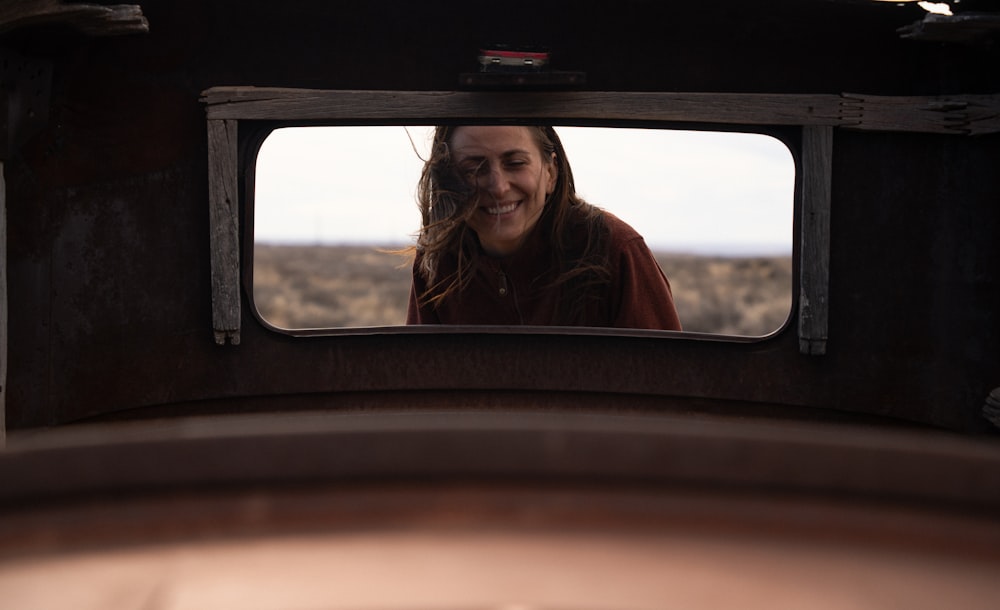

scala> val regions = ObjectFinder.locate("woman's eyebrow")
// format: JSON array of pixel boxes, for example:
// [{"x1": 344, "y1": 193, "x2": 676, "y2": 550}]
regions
[{"x1": 456, "y1": 148, "x2": 532, "y2": 161}]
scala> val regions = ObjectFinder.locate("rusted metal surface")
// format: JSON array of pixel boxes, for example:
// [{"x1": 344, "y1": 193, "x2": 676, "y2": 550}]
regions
[{"x1": 3, "y1": 410, "x2": 999, "y2": 507}]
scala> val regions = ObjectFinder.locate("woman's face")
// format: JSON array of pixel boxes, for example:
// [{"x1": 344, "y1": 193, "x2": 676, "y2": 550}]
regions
[{"x1": 449, "y1": 125, "x2": 557, "y2": 256}]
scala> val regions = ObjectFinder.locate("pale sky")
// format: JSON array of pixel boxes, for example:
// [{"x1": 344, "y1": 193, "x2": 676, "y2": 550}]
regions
[{"x1": 254, "y1": 125, "x2": 795, "y2": 255}]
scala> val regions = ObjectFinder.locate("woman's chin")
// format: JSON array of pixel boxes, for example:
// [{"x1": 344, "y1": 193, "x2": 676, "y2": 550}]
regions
[{"x1": 472, "y1": 204, "x2": 544, "y2": 255}]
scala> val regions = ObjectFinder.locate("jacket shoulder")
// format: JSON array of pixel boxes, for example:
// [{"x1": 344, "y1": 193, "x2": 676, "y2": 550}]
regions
[{"x1": 599, "y1": 210, "x2": 646, "y2": 249}]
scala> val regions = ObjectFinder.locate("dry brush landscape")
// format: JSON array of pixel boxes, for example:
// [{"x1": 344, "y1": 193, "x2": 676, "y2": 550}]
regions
[{"x1": 253, "y1": 244, "x2": 793, "y2": 336}]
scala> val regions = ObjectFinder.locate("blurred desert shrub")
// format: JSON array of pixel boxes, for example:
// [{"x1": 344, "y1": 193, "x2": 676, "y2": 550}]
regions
[
  {"x1": 655, "y1": 253, "x2": 792, "y2": 336},
  {"x1": 254, "y1": 245, "x2": 792, "y2": 335},
  {"x1": 254, "y1": 245, "x2": 412, "y2": 328}
]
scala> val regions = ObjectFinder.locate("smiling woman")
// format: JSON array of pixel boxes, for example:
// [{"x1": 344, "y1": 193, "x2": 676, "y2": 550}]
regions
[
  {"x1": 406, "y1": 125, "x2": 682, "y2": 330},
  {"x1": 251, "y1": 125, "x2": 795, "y2": 335},
  {"x1": 445, "y1": 126, "x2": 557, "y2": 257}
]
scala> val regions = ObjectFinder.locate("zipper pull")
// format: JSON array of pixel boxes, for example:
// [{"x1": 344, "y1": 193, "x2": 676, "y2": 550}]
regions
[{"x1": 498, "y1": 270, "x2": 508, "y2": 297}]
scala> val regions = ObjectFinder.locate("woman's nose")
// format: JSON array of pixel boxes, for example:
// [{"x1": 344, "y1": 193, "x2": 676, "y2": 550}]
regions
[{"x1": 485, "y1": 167, "x2": 509, "y2": 197}]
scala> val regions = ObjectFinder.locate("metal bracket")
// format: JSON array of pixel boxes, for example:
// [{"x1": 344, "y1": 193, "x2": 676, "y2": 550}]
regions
[{"x1": 0, "y1": 49, "x2": 52, "y2": 161}]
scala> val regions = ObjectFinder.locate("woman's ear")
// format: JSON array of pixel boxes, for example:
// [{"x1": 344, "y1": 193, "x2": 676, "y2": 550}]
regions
[{"x1": 546, "y1": 152, "x2": 558, "y2": 194}]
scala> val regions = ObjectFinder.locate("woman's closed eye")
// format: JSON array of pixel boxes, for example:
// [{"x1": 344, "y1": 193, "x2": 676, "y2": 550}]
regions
[
  {"x1": 460, "y1": 161, "x2": 489, "y2": 178},
  {"x1": 460, "y1": 156, "x2": 530, "y2": 174}
]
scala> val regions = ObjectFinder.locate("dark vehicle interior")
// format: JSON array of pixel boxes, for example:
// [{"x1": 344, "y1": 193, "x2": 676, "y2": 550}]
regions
[{"x1": 0, "y1": 1, "x2": 998, "y2": 607}]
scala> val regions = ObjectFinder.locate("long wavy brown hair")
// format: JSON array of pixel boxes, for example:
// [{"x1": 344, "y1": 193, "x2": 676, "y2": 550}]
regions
[{"x1": 410, "y1": 125, "x2": 612, "y2": 324}]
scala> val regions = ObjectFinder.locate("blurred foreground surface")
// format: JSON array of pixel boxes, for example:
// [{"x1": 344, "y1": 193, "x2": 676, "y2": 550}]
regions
[
  {"x1": 2, "y1": 487, "x2": 998, "y2": 610},
  {"x1": 2, "y1": 411, "x2": 998, "y2": 609}
]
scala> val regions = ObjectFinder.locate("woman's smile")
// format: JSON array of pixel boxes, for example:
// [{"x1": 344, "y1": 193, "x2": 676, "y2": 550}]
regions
[
  {"x1": 482, "y1": 200, "x2": 520, "y2": 216},
  {"x1": 450, "y1": 125, "x2": 557, "y2": 256}
]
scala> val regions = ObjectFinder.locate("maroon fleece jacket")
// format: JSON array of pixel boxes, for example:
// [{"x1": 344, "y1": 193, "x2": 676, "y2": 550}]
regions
[{"x1": 407, "y1": 211, "x2": 682, "y2": 330}]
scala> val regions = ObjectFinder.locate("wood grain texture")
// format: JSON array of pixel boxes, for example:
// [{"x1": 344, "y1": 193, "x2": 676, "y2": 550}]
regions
[
  {"x1": 841, "y1": 93, "x2": 1000, "y2": 136},
  {"x1": 799, "y1": 126, "x2": 833, "y2": 356},
  {"x1": 201, "y1": 88, "x2": 845, "y2": 126},
  {"x1": 208, "y1": 119, "x2": 240, "y2": 345},
  {"x1": 201, "y1": 88, "x2": 1000, "y2": 135}
]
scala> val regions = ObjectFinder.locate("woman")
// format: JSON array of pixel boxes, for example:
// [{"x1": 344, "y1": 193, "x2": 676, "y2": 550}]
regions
[{"x1": 406, "y1": 125, "x2": 681, "y2": 330}]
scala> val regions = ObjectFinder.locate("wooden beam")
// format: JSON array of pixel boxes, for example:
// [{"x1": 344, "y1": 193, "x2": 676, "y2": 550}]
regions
[
  {"x1": 200, "y1": 88, "x2": 845, "y2": 127},
  {"x1": 207, "y1": 119, "x2": 240, "y2": 346},
  {"x1": 841, "y1": 93, "x2": 1000, "y2": 136},
  {"x1": 201, "y1": 88, "x2": 1000, "y2": 136},
  {"x1": 799, "y1": 126, "x2": 833, "y2": 356}
]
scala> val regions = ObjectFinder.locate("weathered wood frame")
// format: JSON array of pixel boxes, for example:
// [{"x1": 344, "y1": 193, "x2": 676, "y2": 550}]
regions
[
  {"x1": 207, "y1": 119, "x2": 240, "y2": 345},
  {"x1": 202, "y1": 88, "x2": 999, "y2": 352},
  {"x1": 799, "y1": 126, "x2": 832, "y2": 355}
]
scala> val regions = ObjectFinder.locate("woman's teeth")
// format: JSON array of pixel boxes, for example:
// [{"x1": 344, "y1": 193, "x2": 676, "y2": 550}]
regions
[{"x1": 486, "y1": 202, "x2": 518, "y2": 215}]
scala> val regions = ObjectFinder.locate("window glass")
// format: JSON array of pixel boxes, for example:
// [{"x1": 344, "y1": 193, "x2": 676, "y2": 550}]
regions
[{"x1": 253, "y1": 126, "x2": 794, "y2": 335}]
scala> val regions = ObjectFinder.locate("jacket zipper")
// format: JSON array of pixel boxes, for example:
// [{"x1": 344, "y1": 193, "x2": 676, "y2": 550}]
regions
[{"x1": 497, "y1": 268, "x2": 524, "y2": 323}]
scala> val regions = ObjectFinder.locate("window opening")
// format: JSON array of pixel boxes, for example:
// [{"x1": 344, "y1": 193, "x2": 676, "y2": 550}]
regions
[{"x1": 252, "y1": 125, "x2": 795, "y2": 336}]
